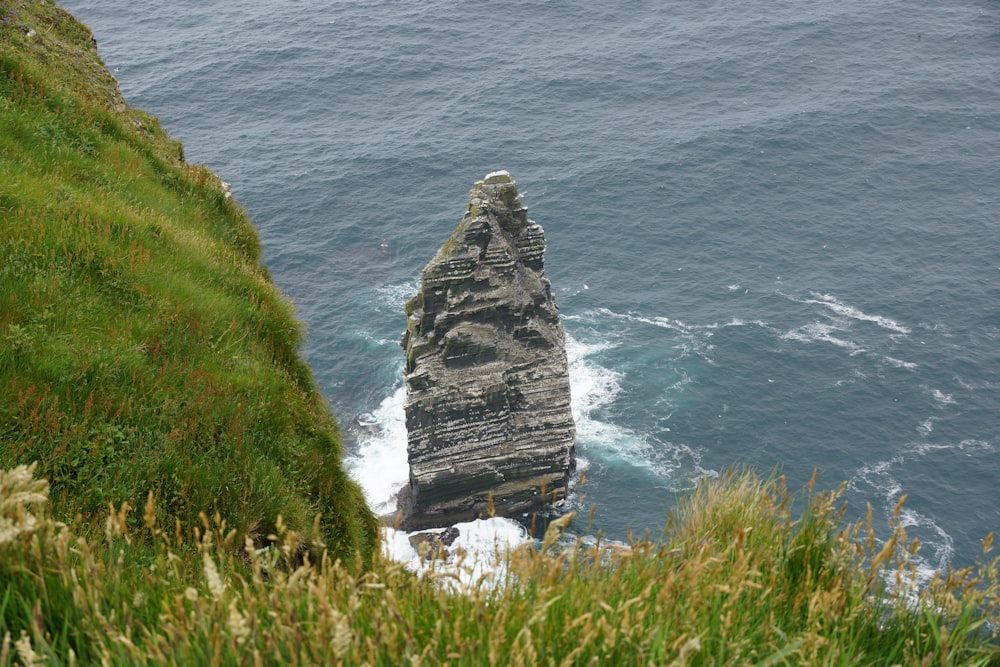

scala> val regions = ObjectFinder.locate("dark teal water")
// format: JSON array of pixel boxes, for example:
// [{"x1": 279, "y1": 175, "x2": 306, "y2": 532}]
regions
[{"x1": 63, "y1": 0, "x2": 1000, "y2": 576}]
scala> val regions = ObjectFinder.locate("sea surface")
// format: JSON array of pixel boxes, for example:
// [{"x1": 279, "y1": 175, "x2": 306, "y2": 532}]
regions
[{"x1": 62, "y1": 0, "x2": 1000, "y2": 576}]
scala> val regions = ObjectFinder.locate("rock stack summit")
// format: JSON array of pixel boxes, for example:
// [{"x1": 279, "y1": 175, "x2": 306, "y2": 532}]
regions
[{"x1": 397, "y1": 172, "x2": 576, "y2": 530}]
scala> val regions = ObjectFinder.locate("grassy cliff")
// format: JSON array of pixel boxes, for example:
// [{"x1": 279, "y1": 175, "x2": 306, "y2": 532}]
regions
[{"x1": 0, "y1": 0, "x2": 377, "y2": 559}]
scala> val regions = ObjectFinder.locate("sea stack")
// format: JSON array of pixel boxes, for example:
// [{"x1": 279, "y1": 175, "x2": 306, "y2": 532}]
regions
[{"x1": 397, "y1": 172, "x2": 576, "y2": 530}]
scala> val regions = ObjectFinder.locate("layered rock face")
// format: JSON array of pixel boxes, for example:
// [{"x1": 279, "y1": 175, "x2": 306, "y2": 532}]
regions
[{"x1": 397, "y1": 172, "x2": 576, "y2": 530}]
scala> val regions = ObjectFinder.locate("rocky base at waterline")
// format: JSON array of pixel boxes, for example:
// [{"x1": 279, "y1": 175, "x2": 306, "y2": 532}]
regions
[{"x1": 396, "y1": 172, "x2": 576, "y2": 531}]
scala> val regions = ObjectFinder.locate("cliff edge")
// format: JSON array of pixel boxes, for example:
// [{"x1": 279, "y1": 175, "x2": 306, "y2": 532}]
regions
[
  {"x1": 0, "y1": 1, "x2": 377, "y2": 561},
  {"x1": 397, "y1": 172, "x2": 576, "y2": 530}
]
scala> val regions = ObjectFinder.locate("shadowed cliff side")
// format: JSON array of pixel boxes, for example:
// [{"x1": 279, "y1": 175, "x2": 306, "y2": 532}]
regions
[
  {"x1": 0, "y1": 0, "x2": 377, "y2": 562},
  {"x1": 397, "y1": 172, "x2": 576, "y2": 530}
]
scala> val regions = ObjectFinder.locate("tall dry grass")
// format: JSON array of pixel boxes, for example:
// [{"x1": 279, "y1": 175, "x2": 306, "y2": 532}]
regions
[{"x1": 2, "y1": 464, "x2": 997, "y2": 666}]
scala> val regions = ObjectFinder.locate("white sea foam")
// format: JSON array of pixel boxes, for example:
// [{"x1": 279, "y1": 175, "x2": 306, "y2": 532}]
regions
[
  {"x1": 834, "y1": 368, "x2": 868, "y2": 387},
  {"x1": 848, "y1": 438, "x2": 996, "y2": 593},
  {"x1": 381, "y1": 517, "x2": 530, "y2": 591},
  {"x1": 896, "y1": 508, "x2": 955, "y2": 587},
  {"x1": 591, "y1": 306, "x2": 771, "y2": 334},
  {"x1": 344, "y1": 281, "x2": 422, "y2": 515},
  {"x1": 565, "y1": 332, "x2": 656, "y2": 472},
  {"x1": 851, "y1": 457, "x2": 904, "y2": 502},
  {"x1": 586, "y1": 307, "x2": 773, "y2": 363},
  {"x1": 800, "y1": 292, "x2": 911, "y2": 334},
  {"x1": 373, "y1": 281, "x2": 420, "y2": 311},
  {"x1": 956, "y1": 438, "x2": 993, "y2": 454},
  {"x1": 565, "y1": 330, "x2": 704, "y2": 481},
  {"x1": 968, "y1": 438, "x2": 993, "y2": 452},
  {"x1": 565, "y1": 332, "x2": 622, "y2": 433},
  {"x1": 781, "y1": 322, "x2": 865, "y2": 355},
  {"x1": 850, "y1": 463, "x2": 952, "y2": 588},
  {"x1": 346, "y1": 384, "x2": 408, "y2": 516},
  {"x1": 593, "y1": 307, "x2": 711, "y2": 335},
  {"x1": 930, "y1": 388, "x2": 956, "y2": 406},
  {"x1": 779, "y1": 292, "x2": 922, "y2": 365},
  {"x1": 883, "y1": 356, "x2": 919, "y2": 370},
  {"x1": 844, "y1": 437, "x2": 998, "y2": 588}
]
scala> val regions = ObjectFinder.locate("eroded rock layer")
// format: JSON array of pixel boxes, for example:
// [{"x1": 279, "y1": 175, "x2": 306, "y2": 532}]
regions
[{"x1": 397, "y1": 172, "x2": 576, "y2": 530}]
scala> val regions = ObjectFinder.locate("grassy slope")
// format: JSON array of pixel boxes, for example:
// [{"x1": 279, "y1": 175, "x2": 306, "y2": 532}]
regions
[{"x1": 0, "y1": 0, "x2": 377, "y2": 560}]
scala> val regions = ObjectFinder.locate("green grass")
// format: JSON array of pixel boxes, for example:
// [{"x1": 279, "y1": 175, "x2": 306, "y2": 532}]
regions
[
  {"x1": 1, "y1": 464, "x2": 998, "y2": 665},
  {"x1": 0, "y1": 0, "x2": 377, "y2": 562}
]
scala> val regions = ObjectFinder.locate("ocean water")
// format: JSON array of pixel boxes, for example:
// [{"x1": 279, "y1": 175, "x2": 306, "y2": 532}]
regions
[{"x1": 62, "y1": 0, "x2": 1000, "y2": 575}]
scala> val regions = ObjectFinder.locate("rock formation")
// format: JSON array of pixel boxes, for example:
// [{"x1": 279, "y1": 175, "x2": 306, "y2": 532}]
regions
[{"x1": 396, "y1": 171, "x2": 576, "y2": 530}]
